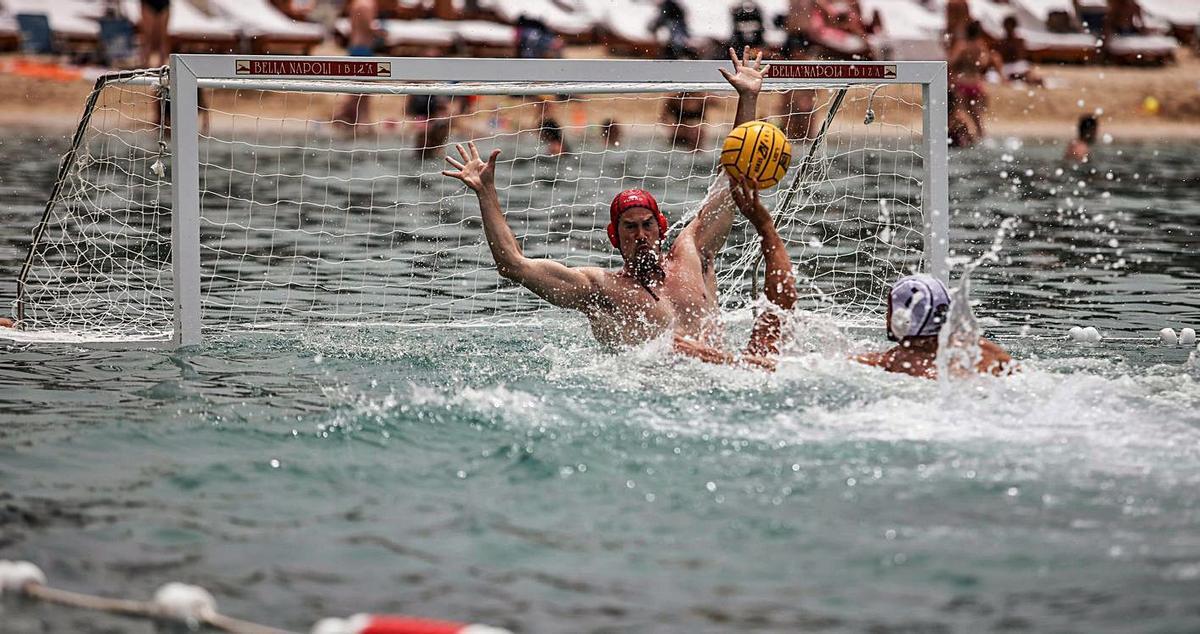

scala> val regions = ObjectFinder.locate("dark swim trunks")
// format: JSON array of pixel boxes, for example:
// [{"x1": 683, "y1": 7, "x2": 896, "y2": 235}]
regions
[{"x1": 141, "y1": 0, "x2": 170, "y2": 13}]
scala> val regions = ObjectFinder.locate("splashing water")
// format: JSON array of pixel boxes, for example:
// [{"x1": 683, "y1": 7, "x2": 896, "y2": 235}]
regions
[{"x1": 936, "y1": 217, "x2": 1021, "y2": 379}]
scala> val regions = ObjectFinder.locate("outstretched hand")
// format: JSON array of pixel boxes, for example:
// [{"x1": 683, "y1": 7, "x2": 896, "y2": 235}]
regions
[
  {"x1": 718, "y1": 46, "x2": 769, "y2": 96},
  {"x1": 728, "y1": 176, "x2": 772, "y2": 230},
  {"x1": 442, "y1": 142, "x2": 501, "y2": 192}
]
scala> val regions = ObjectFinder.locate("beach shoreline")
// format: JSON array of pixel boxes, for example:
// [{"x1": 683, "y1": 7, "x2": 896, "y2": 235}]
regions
[{"x1": 2, "y1": 50, "x2": 1198, "y2": 141}]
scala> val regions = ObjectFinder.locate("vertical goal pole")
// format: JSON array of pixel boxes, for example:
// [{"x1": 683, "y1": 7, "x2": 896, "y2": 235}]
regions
[
  {"x1": 170, "y1": 55, "x2": 203, "y2": 347},
  {"x1": 921, "y1": 67, "x2": 950, "y2": 284}
]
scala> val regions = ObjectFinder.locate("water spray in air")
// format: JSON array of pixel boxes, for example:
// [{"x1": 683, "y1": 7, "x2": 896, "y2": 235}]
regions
[{"x1": 935, "y1": 216, "x2": 1019, "y2": 380}]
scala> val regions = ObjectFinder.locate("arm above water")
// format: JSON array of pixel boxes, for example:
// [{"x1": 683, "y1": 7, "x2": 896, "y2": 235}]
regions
[
  {"x1": 674, "y1": 334, "x2": 778, "y2": 371},
  {"x1": 682, "y1": 47, "x2": 771, "y2": 256},
  {"x1": 443, "y1": 142, "x2": 601, "y2": 311}
]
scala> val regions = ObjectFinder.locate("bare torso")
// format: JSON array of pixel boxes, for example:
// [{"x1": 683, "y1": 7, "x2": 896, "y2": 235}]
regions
[{"x1": 579, "y1": 238, "x2": 722, "y2": 348}]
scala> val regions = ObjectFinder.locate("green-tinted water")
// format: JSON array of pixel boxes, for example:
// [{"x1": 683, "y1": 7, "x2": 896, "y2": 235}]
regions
[{"x1": 2, "y1": 134, "x2": 1199, "y2": 633}]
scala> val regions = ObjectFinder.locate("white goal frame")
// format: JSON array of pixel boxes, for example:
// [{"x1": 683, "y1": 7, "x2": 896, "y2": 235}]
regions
[{"x1": 14, "y1": 54, "x2": 949, "y2": 348}]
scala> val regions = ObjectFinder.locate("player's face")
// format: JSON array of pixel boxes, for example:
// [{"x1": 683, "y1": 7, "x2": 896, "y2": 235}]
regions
[{"x1": 617, "y1": 207, "x2": 662, "y2": 263}]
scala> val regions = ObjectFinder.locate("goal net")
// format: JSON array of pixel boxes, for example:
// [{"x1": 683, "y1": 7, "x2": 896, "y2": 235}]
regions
[{"x1": 7, "y1": 56, "x2": 947, "y2": 346}]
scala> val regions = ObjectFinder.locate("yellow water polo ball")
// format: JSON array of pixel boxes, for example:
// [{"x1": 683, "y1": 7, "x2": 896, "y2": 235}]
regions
[{"x1": 720, "y1": 120, "x2": 792, "y2": 190}]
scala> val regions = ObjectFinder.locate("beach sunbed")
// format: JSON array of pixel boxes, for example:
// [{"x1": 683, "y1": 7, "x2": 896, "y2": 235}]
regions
[
  {"x1": 335, "y1": 18, "x2": 516, "y2": 57},
  {"x1": 477, "y1": 0, "x2": 598, "y2": 43},
  {"x1": 205, "y1": 0, "x2": 325, "y2": 54}
]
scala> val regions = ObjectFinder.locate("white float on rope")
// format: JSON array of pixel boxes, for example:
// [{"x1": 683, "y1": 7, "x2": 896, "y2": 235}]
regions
[
  {"x1": 0, "y1": 560, "x2": 46, "y2": 593},
  {"x1": 153, "y1": 582, "x2": 217, "y2": 623}
]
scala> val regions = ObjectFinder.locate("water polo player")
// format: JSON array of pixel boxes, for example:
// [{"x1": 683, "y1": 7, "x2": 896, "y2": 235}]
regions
[
  {"x1": 442, "y1": 47, "x2": 769, "y2": 349},
  {"x1": 856, "y1": 274, "x2": 1015, "y2": 378}
]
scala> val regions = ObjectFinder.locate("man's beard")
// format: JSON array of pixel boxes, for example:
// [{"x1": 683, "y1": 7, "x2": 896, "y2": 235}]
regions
[{"x1": 631, "y1": 244, "x2": 665, "y2": 293}]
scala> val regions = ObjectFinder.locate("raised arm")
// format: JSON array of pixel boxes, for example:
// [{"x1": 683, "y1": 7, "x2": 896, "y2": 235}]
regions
[
  {"x1": 443, "y1": 142, "x2": 600, "y2": 311},
  {"x1": 718, "y1": 46, "x2": 768, "y2": 128},
  {"x1": 683, "y1": 47, "x2": 768, "y2": 256}
]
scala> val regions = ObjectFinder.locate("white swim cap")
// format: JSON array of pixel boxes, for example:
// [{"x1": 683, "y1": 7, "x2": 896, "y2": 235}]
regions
[{"x1": 887, "y1": 275, "x2": 951, "y2": 341}]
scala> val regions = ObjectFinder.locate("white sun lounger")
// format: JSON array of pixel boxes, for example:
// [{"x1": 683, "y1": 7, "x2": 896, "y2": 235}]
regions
[
  {"x1": 591, "y1": 0, "x2": 660, "y2": 47},
  {"x1": 858, "y1": 0, "x2": 945, "y2": 60},
  {"x1": 477, "y1": 0, "x2": 597, "y2": 37},
  {"x1": 335, "y1": 18, "x2": 515, "y2": 54},
  {"x1": 5, "y1": 0, "x2": 100, "y2": 40},
  {"x1": 1137, "y1": 0, "x2": 1200, "y2": 31},
  {"x1": 205, "y1": 0, "x2": 325, "y2": 53}
]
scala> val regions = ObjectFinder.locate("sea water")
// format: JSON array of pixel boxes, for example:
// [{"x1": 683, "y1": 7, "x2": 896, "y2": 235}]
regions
[{"x1": 1, "y1": 135, "x2": 1199, "y2": 633}]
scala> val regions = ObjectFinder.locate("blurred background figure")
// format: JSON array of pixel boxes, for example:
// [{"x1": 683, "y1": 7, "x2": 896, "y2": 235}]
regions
[
  {"x1": 997, "y1": 15, "x2": 1043, "y2": 85},
  {"x1": 601, "y1": 118, "x2": 622, "y2": 148},
  {"x1": 139, "y1": 0, "x2": 171, "y2": 68},
  {"x1": 650, "y1": 0, "x2": 695, "y2": 60},
  {"x1": 334, "y1": 0, "x2": 381, "y2": 130},
  {"x1": 729, "y1": 2, "x2": 766, "y2": 52},
  {"x1": 1065, "y1": 114, "x2": 1099, "y2": 161},
  {"x1": 539, "y1": 118, "x2": 569, "y2": 155},
  {"x1": 947, "y1": 90, "x2": 980, "y2": 147},
  {"x1": 948, "y1": 20, "x2": 1003, "y2": 140},
  {"x1": 663, "y1": 92, "x2": 707, "y2": 149},
  {"x1": 516, "y1": 14, "x2": 562, "y2": 59},
  {"x1": 1104, "y1": 0, "x2": 1147, "y2": 47},
  {"x1": 778, "y1": 0, "x2": 815, "y2": 141},
  {"x1": 944, "y1": 0, "x2": 971, "y2": 50},
  {"x1": 817, "y1": 0, "x2": 881, "y2": 39}
]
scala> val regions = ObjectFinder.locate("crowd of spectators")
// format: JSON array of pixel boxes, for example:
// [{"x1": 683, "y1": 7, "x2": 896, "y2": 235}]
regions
[{"x1": 2, "y1": 0, "x2": 1181, "y2": 155}]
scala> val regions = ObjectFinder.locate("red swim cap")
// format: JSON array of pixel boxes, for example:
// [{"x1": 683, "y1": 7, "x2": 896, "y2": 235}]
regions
[{"x1": 607, "y1": 189, "x2": 668, "y2": 248}]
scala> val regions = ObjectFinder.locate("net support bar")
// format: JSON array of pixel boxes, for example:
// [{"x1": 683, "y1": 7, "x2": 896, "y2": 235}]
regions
[
  {"x1": 921, "y1": 77, "x2": 950, "y2": 284},
  {"x1": 170, "y1": 56, "x2": 203, "y2": 347}
]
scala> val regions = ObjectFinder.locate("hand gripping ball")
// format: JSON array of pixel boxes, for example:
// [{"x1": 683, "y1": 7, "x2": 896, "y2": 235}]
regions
[{"x1": 720, "y1": 120, "x2": 792, "y2": 190}]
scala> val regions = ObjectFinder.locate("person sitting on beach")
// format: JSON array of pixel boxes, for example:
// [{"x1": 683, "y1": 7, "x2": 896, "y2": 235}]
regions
[
  {"x1": 441, "y1": 48, "x2": 767, "y2": 350},
  {"x1": 855, "y1": 275, "x2": 1014, "y2": 379},
  {"x1": 1065, "y1": 115, "x2": 1098, "y2": 162},
  {"x1": 948, "y1": 21, "x2": 1003, "y2": 140},
  {"x1": 1105, "y1": 0, "x2": 1146, "y2": 39},
  {"x1": 996, "y1": 16, "x2": 1043, "y2": 86}
]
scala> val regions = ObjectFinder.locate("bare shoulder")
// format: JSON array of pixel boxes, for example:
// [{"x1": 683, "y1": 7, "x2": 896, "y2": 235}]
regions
[{"x1": 979, "y1": 338, "x2": 1017, "y2": 375}]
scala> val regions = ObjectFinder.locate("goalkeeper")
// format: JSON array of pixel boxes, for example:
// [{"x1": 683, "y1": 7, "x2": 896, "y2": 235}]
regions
[{"x1": 442, "y1": 48, "x2": 772, "y2": 353}]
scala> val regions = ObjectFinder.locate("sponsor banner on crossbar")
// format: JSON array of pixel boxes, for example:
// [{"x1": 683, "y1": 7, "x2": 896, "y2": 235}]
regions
[
  {"x1": 766, "y1": 63, "x2": 898, "y2": 80},
  {"x1": 235, "y1": 59, "x2": 393, "y2": 78}
]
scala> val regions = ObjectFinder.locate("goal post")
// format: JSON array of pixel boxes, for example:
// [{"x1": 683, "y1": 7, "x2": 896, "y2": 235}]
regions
[{"x1": 6, "y1": 54, "x2": 948, "y2": 348}]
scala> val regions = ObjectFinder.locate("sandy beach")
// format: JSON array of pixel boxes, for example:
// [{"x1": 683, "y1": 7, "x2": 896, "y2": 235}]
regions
[{"x1": 1, "y1": 49, "x2": 1198, "y2": 141}]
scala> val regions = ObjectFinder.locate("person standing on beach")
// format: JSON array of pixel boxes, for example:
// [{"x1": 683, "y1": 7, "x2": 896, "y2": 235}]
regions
[
  {"x1": 334, "y1": 0, "x2": 380, "y2": 129},
  {"x1": 947, "y1": 21, "x2": 1002, "y2": 140},
  {"x1": 139, "y1": 0, "x2": 171, "y2": 68}
]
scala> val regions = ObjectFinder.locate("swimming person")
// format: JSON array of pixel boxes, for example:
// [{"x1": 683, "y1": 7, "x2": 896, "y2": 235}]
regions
[
  {"x1": 1065, "y1": 115, "x2": 1098, "y2": 163},
  {"x1": 856, "y1": 275, "x2": 1015, "y2": 379},
  {"x1": 442, "y1": 48, "x2": 768, "y2": 349}
]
